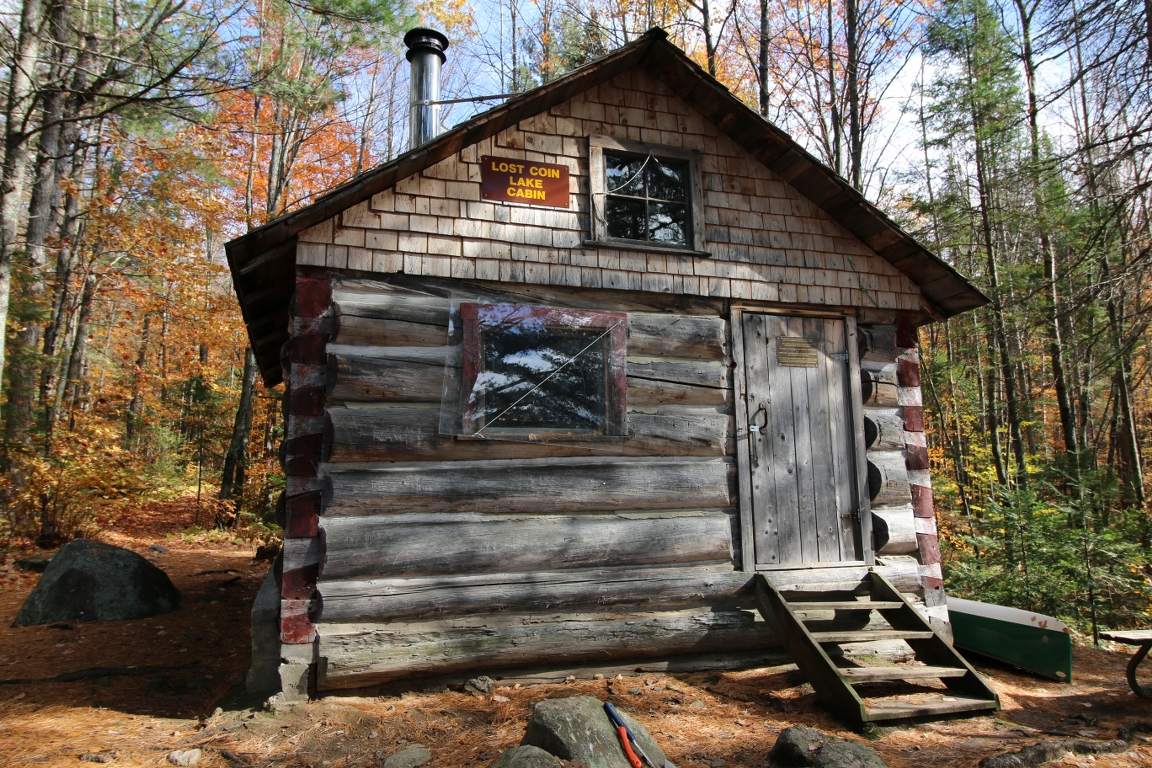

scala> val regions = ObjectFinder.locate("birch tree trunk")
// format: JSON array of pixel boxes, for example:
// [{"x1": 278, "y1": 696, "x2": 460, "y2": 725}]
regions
[{"x1": 0, "y1": 0, "x2": 45, "y2": 418}]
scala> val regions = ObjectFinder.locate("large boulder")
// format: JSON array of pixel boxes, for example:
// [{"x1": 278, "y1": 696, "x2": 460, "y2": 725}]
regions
[
  {"x1": 15, "y1": 539, "x2": 181, "y2": 626},
  {"x1": 766, "y1": 726, "x2": 887, "y2": 768},
  {"x1": 521, "y1": 696, "x2": 667, "y2": 768}
]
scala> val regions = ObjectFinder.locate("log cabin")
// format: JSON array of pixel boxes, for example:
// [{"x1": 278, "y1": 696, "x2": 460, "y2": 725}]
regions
[{"x1": 227, "y1": 27, "x2": 996, "y2": 722}]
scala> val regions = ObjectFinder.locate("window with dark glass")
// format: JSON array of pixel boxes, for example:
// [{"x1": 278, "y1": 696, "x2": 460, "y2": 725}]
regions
[
  {"x1": 459, "y1": 303, "x2": 628, "y2": 437},
  {"x1": 604, "y1": 153, "x2": 689, "y2": 246}
]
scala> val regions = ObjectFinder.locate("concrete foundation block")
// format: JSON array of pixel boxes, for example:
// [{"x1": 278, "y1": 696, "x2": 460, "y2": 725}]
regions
[
  {"x1": 245, "y1": 571, "x2": 281, "y2": 697},
  {"x1": 279, "y1": 663, "x2": 311, "y2": 701},
  {"x1": 281, "y1": 641, "x2": 316, "y2": 665}
]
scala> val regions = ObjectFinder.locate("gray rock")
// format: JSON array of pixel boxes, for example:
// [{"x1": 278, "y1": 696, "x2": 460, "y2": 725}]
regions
[
  {"x1": 15, "y1": 539, "x2": 181, "y2": 625},
  {"x1": 492, "y1": 745, "x2": 563, "y2": 768},
  {"x1": 766, "y1": 727, "x2": 886, "y2": 768},
  {"x1": 767, "y1": 726, "x2": 830, "y2": 766},
  {"x1": 14, "y1": 557, "x2": 50, "y2": 572},
  {"x1": 166, "y1": 749, "x2": 201, "y2": 766},
  {"x1": 465, "y1": 675, "x2": 495, "y2": 693},
  {"x1": 382, "y1": 744, "x2": 432, "y2": 768},
  {"x1": 521, "y1": 696, "x2": 667, "y2": 768},
  {"x1": 149, "y1": 544, "x2": 170, "y2": 554},
  {"x1": 79, "y1": 753, "x2": 114, "y2": 763},
  {"x1": 812, "y1": 741, "x2": 887, "y2": 768}
]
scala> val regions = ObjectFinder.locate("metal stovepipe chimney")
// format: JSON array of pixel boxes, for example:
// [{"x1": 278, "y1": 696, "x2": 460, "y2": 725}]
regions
[{"x1": 405, "y1": 27, "x2": 449, "y2": 148}]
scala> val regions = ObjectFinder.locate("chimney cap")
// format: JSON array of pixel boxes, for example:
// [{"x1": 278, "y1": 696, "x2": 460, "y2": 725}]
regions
[{"x1": 404, "y1": 27, "x2": 449, "y2": 63}]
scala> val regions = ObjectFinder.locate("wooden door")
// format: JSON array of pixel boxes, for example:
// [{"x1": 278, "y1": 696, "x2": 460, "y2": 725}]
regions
[{"x1": 741, "y1": 314, "x2": 860, "y2": 566}]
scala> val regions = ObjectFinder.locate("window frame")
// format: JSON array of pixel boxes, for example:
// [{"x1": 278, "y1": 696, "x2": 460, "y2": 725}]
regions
[
  {"x1": 588, "y1": 135, "x2": 707, "y2": 255},
  {"x1": 458, "y1": 302, "x2": 629, "y2": 438}
]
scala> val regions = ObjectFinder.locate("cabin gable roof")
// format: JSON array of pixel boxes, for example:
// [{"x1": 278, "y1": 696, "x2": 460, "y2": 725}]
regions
[{"x1": 226, "y1": 28, "x2": 987, "y2": 384}]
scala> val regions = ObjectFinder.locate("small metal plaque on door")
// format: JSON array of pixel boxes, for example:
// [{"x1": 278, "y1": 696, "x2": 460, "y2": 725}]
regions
[{"x1": 777, "y1": 337, "x2": 819, "y2": 367}]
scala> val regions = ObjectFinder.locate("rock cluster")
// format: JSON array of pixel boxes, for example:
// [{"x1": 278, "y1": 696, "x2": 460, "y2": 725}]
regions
[
  {"x1": 489, "y1": 698, "x2": 888, "y2": 768},
  {"x1": 486, "y1": 696, "x2": 665, "y2": 768}
]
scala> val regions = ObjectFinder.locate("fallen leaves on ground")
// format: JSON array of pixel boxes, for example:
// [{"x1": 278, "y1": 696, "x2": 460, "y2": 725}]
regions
[{"x1": 2, "y1": 498, "x2": 1152, "y2": 767}]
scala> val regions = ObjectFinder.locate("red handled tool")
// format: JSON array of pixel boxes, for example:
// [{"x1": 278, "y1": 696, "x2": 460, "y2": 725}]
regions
[{"x1": 604, "y1": 701, "x2": 677, "y2": 768}]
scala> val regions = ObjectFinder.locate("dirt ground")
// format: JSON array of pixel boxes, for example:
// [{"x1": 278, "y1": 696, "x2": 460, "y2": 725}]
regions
[{"x1": 3, "y1": 499, "x2": 1152, "y2": 768}]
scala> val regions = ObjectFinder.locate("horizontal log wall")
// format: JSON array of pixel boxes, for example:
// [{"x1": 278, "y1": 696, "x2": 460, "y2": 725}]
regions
[
  {"x1": 318, "y1": 609, "x2": 771, "y2": 689},
  {"x1": 321, "y1": 457, "x2": 730, "y2": 516},
  {"x1": 858, "y1": 313, "x2": 945, "y2": 617},
  {"x1": 326, "y1": 405, "x2": 732, "y2": 461},
  {"x1": 327, "y1": 347, "x2": 730, "y2": 406},
  {"x1": 288, "y1": 274, "x2": 756, "y2": 688},
  {"x1": 860, "y1": 327, "x2": 914, "y2": 559},
  {"x1": 316, "y1": 558, "x2": 925, "y2": 626},
  {"x1": 316, "y1": 558, "x2": 925, "y2": 689},
  {"x1": 319, "y1": 511, "x2": 734, "y2": 579},
  {"x1": 280, "y1": 275, "x2": 942, "y2": 688},
  {"x1": 318, "y1": 564, "x2": 749, "y2": 623}
]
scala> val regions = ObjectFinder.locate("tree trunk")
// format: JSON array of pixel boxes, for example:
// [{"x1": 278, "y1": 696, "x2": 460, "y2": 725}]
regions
[
  {"x1": 0, "y1": 0, "x2": 45, "y2": 394},
  {"x1": 827, "y1": 0, "x2": 841, "y2": 175},
  {"x1": 62, "y1": 271, "x2": 95, "y2": 430},
  {"x1": 6, "y1": 1, "x2": 74, "y2": 444},
  {"x1": 845, "y1": 0, "x2": 861, "y2": 189},
  {"x1": 1013, "y1": 0, "x2": 1078, "y2": 457},
  {"x1": 758, "y1": 0, "x2": 770, "y2": 117},
  {"x1": 963, "y1": 32, "x2": 1027, "y2": 487},
  {"x1": 125, "y1": 313, "x2": 152, "y2": 448},
  {"x1": 219, "y1": 347, "x2": 259, "y2": 504},
  {"x1": 985, "y1": 338, "x2": 1008, "y2": 486},
  {"x1": 700, "y1": 0, "x2": 717, "y2": 76},
  {"x1": 1105, "y1": 283, "x2": 1146, "y2": 507}
]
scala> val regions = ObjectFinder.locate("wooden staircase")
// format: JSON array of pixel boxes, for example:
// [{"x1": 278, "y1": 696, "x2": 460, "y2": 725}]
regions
[{"x1": 755, "y1": 571, "x2": 1000, "y2": 726}]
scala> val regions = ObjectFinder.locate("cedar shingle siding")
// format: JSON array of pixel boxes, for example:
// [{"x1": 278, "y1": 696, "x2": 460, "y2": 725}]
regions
[{"x1": 295, "y1": 68, "x2": 922, "y2": 312}]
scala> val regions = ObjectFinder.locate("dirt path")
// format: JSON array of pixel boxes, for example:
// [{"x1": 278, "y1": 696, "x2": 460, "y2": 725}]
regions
[{"x1": 2, "y1": 500, "x2": 1151, "y2": 767}]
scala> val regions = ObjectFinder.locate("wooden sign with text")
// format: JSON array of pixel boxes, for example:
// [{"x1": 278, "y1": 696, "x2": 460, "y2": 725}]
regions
[{"x1": 481, "y1": 156, "x2": 570, "y2": 208}]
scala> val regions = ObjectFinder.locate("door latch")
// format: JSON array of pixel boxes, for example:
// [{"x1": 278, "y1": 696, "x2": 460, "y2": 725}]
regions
[{"x1": 750, "y1": 402, "x2": 768, "y2": 467}]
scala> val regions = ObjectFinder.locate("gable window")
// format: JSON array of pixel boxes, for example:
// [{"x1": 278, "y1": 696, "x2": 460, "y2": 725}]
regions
[
  {"x1": 605, "y1": 154, "x2": 689, "y2": 245},
  {"x1": 458, "y1": 303, "x2": 628, "y2": 438},
  {"x1": 588, "y1": 135, "x2": 706, "y2": 255}
]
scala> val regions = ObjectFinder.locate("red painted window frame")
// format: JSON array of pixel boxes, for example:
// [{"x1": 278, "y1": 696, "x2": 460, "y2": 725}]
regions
[{"x1": 459, "y1": 302, "x2": 629, "y2": 437}]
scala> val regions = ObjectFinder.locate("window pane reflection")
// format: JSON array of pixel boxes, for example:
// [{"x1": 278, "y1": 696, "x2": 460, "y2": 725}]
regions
[
  {"x1": 605, "y1": 155, "x2": 646, "y2": 196},
  {"x1": 648, "y1": 202, "x2": 687, "y2": 244},
  {"x1": 647, "y1": 160, "x2": 687, "y2": 201},
  {"x1": 606, "y1": 197, "x2": 646, "y2": 240},
  {"x1": 476, "y1": 327, "x2": 609, "y2": 432}
]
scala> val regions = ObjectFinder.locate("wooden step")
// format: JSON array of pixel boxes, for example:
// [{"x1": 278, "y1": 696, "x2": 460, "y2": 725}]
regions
[
  {"x1": 789, "y1": 601, "x2": 903, "y2": 611},
  {"x1": 839, "y1": 665, "x2": 969, "y2": 682},
  {"x1": 810, "y1": 629, "x2": 935, "y2": 643},
  {"x1": 863, "y1": 694, "x2": 999, "y2": 722},
  {"x1": 754, "y1": 572, "x2": 1000, "y2": 728}
]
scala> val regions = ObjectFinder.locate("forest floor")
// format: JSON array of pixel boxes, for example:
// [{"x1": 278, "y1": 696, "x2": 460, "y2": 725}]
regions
[{"x1": 2, "y1": 499, "x2": 1152, "y2": 768}]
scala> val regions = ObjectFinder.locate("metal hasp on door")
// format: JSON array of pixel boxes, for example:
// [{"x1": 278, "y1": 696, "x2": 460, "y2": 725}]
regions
[{"x1": 739, "y1": 314, "x2": 871, "y2": 568}]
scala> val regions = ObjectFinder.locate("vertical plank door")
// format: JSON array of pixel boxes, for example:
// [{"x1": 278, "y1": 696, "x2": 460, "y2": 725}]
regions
[{"x1": 742, "y1": 314, "x2": 859, "y2": 566}]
